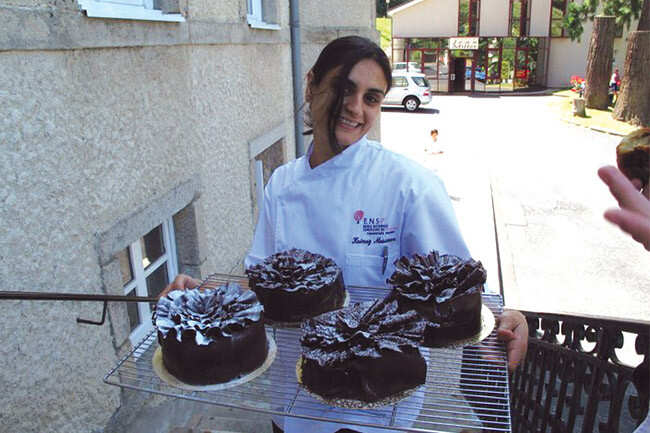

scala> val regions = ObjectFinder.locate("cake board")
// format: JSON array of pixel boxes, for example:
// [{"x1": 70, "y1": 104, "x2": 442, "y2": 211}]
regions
[{"x1": 152, "y1": 336, "x2": 277, "y2": 392}]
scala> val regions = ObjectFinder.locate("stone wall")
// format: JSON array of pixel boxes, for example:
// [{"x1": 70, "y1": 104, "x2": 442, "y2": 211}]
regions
[{"x1": 0, "y1": 0, "x2": 377, "y2": 432}]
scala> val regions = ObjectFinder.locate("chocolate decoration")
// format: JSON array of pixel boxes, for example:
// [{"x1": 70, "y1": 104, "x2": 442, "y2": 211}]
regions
[
  {"x1": 246, "y1": 249, "x2": 346, "y2": 322},
  {"x1": 154, "y1": 283, "x2": 264, "y2": 345},
  {"x1": 299, "y1": 299, "x2": 427, "y2": 402}
]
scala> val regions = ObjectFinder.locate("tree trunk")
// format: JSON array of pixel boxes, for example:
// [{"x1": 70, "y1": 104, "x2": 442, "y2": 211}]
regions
[
  {"x1": 584, "y1": 16, "x2": 616, "y2": 110},
  {"x1": 612, "y1": 31, "x2": 650, "y2": 126},
  {"x1": 639, "y1": 0, "x2": 650, "y2": 31}
]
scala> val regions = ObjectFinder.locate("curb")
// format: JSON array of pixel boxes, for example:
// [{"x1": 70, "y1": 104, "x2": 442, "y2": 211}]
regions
[{"x1": 560, "y1": 116, "x2": 626, "y2": 137}]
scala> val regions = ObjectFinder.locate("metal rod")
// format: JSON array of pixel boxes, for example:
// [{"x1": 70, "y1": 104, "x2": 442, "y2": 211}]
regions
[{"x1": 0, "y1": 291, "x2": 157, "y2": 302}]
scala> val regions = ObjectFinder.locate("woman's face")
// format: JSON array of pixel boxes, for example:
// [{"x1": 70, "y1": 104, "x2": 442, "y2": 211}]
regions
[{"x1": 308, "y1": 58, "x2": 387, "y2": 149}]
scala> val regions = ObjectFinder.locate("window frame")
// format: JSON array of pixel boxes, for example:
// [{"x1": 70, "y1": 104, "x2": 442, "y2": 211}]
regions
[
  {"x1": 247, "y1": 0, "x2": 281, "y2": 30},
  {"x1": 123, "y1": 217, "x2": 178, "y2": 346},
  {"x1": 549, "y1": 0, "x2": 569, "y2": 38},
  {"x1": 508, "y1": 0, "x2": 531, "y2": 37},
  {"x1": 77, "y1": 0, "x2": 185, "y2": 22},
  {"x1": 457, "y1": 0, "x2": 480, "y2": 37}
]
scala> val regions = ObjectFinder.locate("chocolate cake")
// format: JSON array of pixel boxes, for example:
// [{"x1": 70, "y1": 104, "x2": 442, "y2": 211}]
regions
[
  {"x1": 153, "y1": 283, "x2": 268, "y2": 385},
  {"x1": 246, "y1": 249, "x2": 346, "y2": 323},
  {"x1": 299, "y1": 299, "x2": 426, "y2": 403},
  {"x1": 387, "y1": 251, "x2": 486, "y2": 347}
]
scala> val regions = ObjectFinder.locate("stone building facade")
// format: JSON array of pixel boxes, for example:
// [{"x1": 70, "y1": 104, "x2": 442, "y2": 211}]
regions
[{"x1": 0, "y1": 1, "x2": 377, "y2": 431}]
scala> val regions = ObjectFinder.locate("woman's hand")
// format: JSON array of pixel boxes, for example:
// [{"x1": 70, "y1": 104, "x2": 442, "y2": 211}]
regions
[
  {"x1": 158, "y1": 274, "x2": 202, "y2": 299},
  {"x1": 598, "y1": 165, "x2": 650, "y2": 251},
  {"x1": 496, "y1": 310, "x2": 529, "y2": 372}
]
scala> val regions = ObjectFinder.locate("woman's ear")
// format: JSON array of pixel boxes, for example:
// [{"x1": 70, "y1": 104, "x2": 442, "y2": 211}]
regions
[{"x1": 305, "y1": 70, "x2": 314, "y2": 102}]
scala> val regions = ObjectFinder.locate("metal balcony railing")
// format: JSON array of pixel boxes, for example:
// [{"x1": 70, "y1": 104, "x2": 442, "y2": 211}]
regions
[{"x1": 510, "y1": 310, "x2": 649, "y2": 433}]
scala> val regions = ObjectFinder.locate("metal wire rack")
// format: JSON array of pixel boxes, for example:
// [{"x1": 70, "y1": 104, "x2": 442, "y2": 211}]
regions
[{"x1": 104, "y1": 274, "x2": 512, "y2": 432}]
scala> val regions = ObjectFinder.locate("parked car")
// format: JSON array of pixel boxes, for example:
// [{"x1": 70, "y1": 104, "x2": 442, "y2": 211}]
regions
[
  {"x1": 392, "y1": 62, "x2": 422, "y2": 73},
  {"x1": 383, "y1": 71, "x2": 432, "y2": 112}
]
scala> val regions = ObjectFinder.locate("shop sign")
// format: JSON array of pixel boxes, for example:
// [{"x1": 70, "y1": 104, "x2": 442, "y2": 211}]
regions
[{"x1": 449, "y1": 37, "x2": 479, "y2": 50}]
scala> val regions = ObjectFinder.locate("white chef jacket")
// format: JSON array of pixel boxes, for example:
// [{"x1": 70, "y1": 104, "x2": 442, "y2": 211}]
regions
[
  {"x1": 245, "y1": 135, "x2": 470, "y2": 433},
  {"x1": 245, "y1": 135, "x2": 469, "y2": 285}
]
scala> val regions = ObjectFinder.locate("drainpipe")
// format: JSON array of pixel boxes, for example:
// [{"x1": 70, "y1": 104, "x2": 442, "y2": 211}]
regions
[{"x1": 290, "y1": 0, "x2": 306, "y2": 157}]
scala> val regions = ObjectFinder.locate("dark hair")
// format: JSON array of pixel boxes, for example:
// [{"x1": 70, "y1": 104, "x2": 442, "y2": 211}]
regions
[
  {"x1": 431, "y1": 129, "x2": 438, "y2": 135},
  {"x1": 304, "y1": 36, "x2": 392, "y2": 154}
]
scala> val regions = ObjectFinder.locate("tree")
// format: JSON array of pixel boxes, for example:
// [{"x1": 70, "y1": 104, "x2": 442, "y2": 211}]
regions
[
  {"x1": 565, "y1": 0, "x2": 649, "y2": 123},
  {"x1": 584, "y1": 16, "x2": 616, "y2": 109},
  {"x1": 612, "y1": 1, "x2": 650, "y2": 125}
]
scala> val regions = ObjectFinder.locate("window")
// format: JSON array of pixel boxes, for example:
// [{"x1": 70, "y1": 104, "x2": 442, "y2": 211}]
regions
[
  {"x1": 119, "y1": 218, "x2": 178, "y2": 345},
  {"x1": 77, "y1": 0, "x2": 185, "y2": 22},
  {"x1": 392, "y1": 77, "x2": 409, "y2": 87},
  {"x1": 509, "y1": 0, "x2": 531, "y2": 37},
  {"x1": 458, "y1": 0, "x2": 480, "y2": 36},
  {"x1": 247, "y1": 0, "x2": 280, "y2": 30},
  {"x1": 550, "y1": 0, "x2": 568, "y2": 37}
]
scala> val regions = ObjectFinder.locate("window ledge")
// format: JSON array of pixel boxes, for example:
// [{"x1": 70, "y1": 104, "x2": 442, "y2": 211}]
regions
[
  {"x1": 78, "y1": 0, "x2": 185, "y2": 22},
  {"x1": 246, "y1": 15, "x2": 281, "y2": 30}
]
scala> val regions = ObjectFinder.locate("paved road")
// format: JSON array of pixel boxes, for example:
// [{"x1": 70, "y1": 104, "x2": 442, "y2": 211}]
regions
[{"x1": 381, "y1": 95, "x2": 649, "y2": 324}]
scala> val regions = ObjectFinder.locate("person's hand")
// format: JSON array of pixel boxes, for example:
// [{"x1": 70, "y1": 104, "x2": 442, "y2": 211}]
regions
[
  {"x1": 496, "y1": 309, "x2": 528, "y2": 372},
  {"x1": 158, "y1": 274, "x2": 202, "y2": 299},
  {"x1": 598, "y1": 165, "x2": 650, "y2": 251}
]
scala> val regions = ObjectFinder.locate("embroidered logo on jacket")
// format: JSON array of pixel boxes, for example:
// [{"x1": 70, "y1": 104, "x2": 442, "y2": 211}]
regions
[{"x1": 351, "y1": 211, "x2": 397, "y2": 246}]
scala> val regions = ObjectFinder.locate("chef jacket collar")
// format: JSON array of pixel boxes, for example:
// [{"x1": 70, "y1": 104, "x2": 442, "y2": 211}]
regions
[{"x1": 301, "y1": 135, "x2": 369, "y2": 177}]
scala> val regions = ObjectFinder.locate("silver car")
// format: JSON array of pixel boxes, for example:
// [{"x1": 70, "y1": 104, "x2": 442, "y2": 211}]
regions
[{"x1": 383, "y1": 72, "x2": 432, "y2": 112}]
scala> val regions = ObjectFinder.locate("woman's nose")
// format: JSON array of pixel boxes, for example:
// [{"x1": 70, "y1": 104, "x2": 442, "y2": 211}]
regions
[{"x1": 344, "y1": 92, "x2": 363, "y2": 115}]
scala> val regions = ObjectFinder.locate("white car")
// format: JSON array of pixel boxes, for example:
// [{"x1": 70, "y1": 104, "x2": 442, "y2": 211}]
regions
[
  {"x1": 383, "y1": 72, "x2": 432, "y2": 112},
  {"x1": 392, "y1": 62, "x2": 422, "y2": 73}
]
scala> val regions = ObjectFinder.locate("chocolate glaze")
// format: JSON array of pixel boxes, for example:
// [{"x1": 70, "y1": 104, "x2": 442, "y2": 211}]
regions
[
  {"x1": 387, "y1": 251, "x2": 486, "y2": 347},
  {"x1": 246, "y1": 249, "x2": 345, "y2": 322},
  {"x1": 300, "y1": 299, "x2": 426, "y2": 402},
  {"x1": 154, "y1": 284, "x2": 268, "y2": 385}
]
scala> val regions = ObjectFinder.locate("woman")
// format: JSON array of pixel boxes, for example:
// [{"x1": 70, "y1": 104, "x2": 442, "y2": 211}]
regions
[{"x1": 164, "y1": 36, "x2": 528, "y2": 433}]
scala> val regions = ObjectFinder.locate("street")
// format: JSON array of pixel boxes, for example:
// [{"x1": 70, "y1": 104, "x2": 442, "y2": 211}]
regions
[{"x1": 381, "y1": 95, "x2": 649, "y2": 324}]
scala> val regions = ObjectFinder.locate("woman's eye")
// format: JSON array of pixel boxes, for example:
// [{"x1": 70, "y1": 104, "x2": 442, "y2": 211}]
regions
[
  {"x1": 365, "y1": 94, "x2": 380, "y2": 104},
  {"x1": 343, "y1": 86, "x2": 353, "y2": 96}
]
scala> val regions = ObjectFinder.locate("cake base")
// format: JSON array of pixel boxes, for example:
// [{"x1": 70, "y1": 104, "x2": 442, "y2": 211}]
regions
[
  {"x1": 264, "y1": 290, "x2": 350, "y2": 328},
  {"x1": 296, "y1": 357, "x2": 419, "y2": 409},
  {"x1": 152, "y1": 336, "x2": 277, "y2": 391}
]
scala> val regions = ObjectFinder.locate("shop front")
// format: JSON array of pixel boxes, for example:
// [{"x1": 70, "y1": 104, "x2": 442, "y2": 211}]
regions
[{"x1": 392, "y1": 36, "x2": 548, "y2": 93}]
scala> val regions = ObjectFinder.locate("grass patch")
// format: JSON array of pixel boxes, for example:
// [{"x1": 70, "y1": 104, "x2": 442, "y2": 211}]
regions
[
  {"x1": 376, "y1": 18, "x2": 391, "y2": 53},
  {"x1": 550, "y1": 88, "x2": 637, "y2": 136}
]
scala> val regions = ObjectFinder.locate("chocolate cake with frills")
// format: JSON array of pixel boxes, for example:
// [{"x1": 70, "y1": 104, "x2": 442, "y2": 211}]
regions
[
  {"x1": 154, "y1": 283, "x2": 267, "y2": 385},
  {"x1": 246, "y1": 249, "x2": 345, "y2": 323},
  {"x1": 299, "y1": 299, "x2": 426, "y2": 403},
  {"x1": 387, "y1": 251, "x2": 486, "y2": 347}
]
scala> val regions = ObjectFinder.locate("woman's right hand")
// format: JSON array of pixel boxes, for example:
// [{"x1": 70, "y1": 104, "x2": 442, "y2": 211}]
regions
[{"x1": 158, "y1": 274, "x2": 202, "y2": 299}]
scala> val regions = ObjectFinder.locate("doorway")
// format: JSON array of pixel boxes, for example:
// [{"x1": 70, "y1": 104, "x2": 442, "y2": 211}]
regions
[{"x1": 452, "y1": 57, "x2": 466, "y2": 92}]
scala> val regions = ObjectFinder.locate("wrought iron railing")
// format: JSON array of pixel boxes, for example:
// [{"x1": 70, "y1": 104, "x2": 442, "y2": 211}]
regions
[{"x1": 510, "y1": 310, "x2": 649, "y2": 433}]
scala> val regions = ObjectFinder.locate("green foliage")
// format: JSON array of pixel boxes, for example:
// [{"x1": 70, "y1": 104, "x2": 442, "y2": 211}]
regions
[
  {"x1": 376, "y1": 0, "x2": 413, "y2": 17},
  {"x1": 564, "y1": 0, "x2": 644, "y2": 41},
  {"x1": 376, "y1": 18, "x2": 392, "y2": 51}
]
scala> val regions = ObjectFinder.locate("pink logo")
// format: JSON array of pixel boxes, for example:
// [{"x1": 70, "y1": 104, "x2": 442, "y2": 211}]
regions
[{"x1": 353, "y1": 210, "x2": 364, "y2": 224}]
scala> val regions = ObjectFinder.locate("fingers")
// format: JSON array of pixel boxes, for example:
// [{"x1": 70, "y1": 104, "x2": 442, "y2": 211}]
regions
[
  {"x1": 598, "y1": 166, "x2": 650, "y2": 217},
  {"x1": 496, "y1": 310, "x2": 529, "y2": 372},
  {"x1": 158, "y1": 274, "x2": 202, "y2": 299},
  {"x1": 604, "y1": 208, "x2": 650, "y2": 251}
]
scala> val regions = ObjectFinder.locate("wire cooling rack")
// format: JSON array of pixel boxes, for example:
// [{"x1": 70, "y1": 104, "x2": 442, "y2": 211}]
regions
[{"x1": 104, "y1": 274, "x2": 511, "y2": 432}]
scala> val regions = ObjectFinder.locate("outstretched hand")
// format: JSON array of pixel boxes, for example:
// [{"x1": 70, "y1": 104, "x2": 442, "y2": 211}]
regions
[
  {"x1": 598, "y1": 165, "x2": 650, "y2": 251},
  {"x1": 496, "y1": 309, "x2": 529, "y2": 372},
  {"x1": 158, "y1": 274, "x2": 202, "y2": 299}
]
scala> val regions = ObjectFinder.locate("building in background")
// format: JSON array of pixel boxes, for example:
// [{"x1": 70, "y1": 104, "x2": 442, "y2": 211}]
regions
[
  {"x1": 388, "y1": 0, "x2": 636, "y2": 92},
  {"x1": 0, "y1": 1, "x2": 377, "y2": 431}
]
